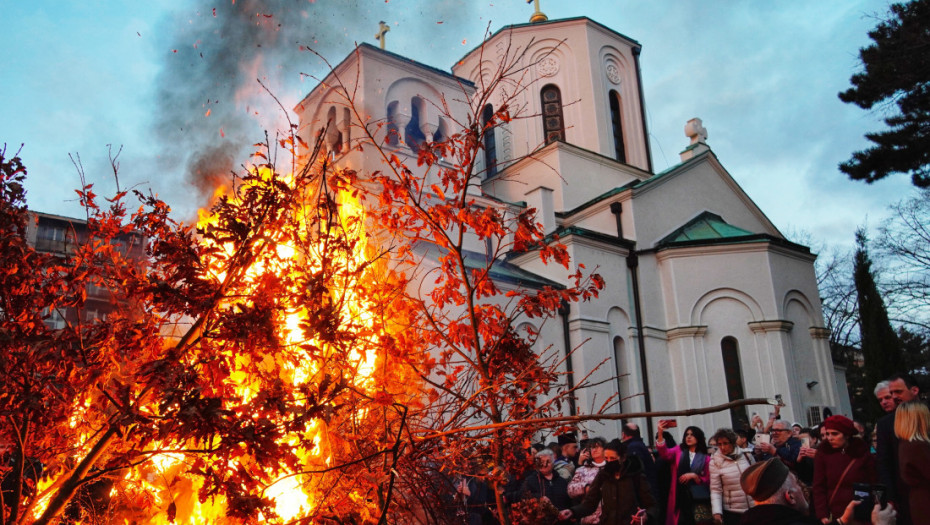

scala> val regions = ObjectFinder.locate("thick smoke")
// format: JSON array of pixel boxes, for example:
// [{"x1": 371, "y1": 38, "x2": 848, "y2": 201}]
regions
[{"x1": 151, "y1": 0, "x2": 476, "y2": 212}]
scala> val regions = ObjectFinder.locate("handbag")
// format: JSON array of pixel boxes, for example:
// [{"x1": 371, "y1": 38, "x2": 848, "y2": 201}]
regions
[
  {"x1": 693, "y1": 501, "x2": 714, "y2": 525},
  {"x1": 689, "y1": 483, "x2": 711, "y2": 501}
]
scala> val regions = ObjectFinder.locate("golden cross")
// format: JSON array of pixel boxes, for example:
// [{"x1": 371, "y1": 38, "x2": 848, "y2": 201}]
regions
[
  {"x1": 527, "y1": 0, "x2": 548, "y2": 23},
  {"x1": 375, "y1": 21, "x2": 390, "y2": 50}
]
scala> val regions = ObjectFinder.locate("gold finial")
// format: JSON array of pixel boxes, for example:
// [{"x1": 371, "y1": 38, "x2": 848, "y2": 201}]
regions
[
  {"x1": 375, "y1": 21, "x2": 390, "y2": 50},
  {"x1": 527, "y1": 0, "x2": 548, "y2": 23}
]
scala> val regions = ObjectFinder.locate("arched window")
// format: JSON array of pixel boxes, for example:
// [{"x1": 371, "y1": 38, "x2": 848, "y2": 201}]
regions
[
  {"x1": 386, "y1": 101, "x2": 400, "y2": 146},
  {"x1": 343, "y1": 107, "x2": 351, "y2": 149},
  {"x1": 609, "y1": 90, "x2": 626, "y2": 163},
  {"x1": 540, "y1": 84, "x2": 565, "y2": 144},
  {"x1": 614, "y1": 336, "x2": 630, "y2": 413},
  {"x1": 482, "y1": 104, "x2": 498, "y2": 178},
  {"x1": 404, "y1": 97, "x2": 427, "y2": 152},
  {"x1": 326, "y1": 106, "x2": 343, "y2": 154},
  {"x1": 721, "y1": 337, "x2": 748, "y2": 428}
]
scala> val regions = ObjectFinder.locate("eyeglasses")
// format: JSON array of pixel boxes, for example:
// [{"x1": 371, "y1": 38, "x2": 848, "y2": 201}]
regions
[
  {"x1": 771, "y1": 429, "x2": 790, "y2": 433},
  {"x1": 716, "y1": 441, "x2": 732, "y2": 447}
]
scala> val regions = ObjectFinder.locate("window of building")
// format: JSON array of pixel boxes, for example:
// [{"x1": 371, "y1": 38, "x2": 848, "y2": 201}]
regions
[
  {"x1": 482, "y1": 104, "x2": 498, "y2": 178},
  {"x1": 721, "y1": 336, "x2": 748, "y2": 428},
  {"x1": 614, "y1": 336, "x2": 630, "y2": 413},
  {"x1": 44, "y1": 308, "x2": 66, "y2": 330},
  {"x1": 404, "y1": 97, "x2": 427, "y2": 152},
  {"x1": 326, "y1": 106, "x2": 343, "y2": 154},
  {"x1": 540, "y1": 85, "x2": 565, "y2": 144},
  {"x1": 343, "y1": 107, "x2": 351, "y2": 150},
  {"x1": 609, "y1": 90, "x2": 626, "y2": 163},
  {"x1": 36, "y1": 222, "x2": 72, "y2": 253},
  {"x1": 386, "y1": 101, "x2": 400, "y2": 146}
]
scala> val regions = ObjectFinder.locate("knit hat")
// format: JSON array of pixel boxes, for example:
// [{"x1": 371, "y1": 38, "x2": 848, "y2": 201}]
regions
[
  {"x1": 821, "y1": 415, "x2": 856, "y2": 436},
  {"x1": 740, "y1": 458, "x2": 789, "y2": 501},
  {"x1": 557, "y1": 432, "x2": 577, "y2": 445}
]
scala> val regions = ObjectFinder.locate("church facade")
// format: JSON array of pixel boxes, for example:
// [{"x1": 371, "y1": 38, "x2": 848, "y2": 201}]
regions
[{"x1": 295, "y1": 14, "x2": 851, "y2": 438}]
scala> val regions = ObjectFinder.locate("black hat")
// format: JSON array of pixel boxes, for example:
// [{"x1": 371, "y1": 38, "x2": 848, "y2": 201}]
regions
[
  {"x1": 557, "y1": 432, "x2": 577, "y2": 445},
  {"x1": 740, "y1": 458, "x2": 789, "y2": 501}
]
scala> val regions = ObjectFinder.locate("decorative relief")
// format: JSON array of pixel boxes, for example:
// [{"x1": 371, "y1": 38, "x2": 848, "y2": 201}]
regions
[
  {"x1": 495, "y1": 40, "x2": 507, "y2": 61},
  {"x1": 536, "y1": 56, "x2": 559, "y2": 77},
  {"x1": 606, "y1": 63, "x2": 621, "y2": 85}
]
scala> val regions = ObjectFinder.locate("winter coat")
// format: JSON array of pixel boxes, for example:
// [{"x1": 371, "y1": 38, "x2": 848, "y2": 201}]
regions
[
  {"x1": 625, "y1": 437, "x2": 658, "y2": 498},
  {"x1": 812, "y1": 436, "x2": 876, "y2": 521},
  {"x1": 756, "y1": 436, "x2": 814, "y2": 485},
  {"x1": 657, "y1": 441, "x2": 710, "y2": 525},
  {"x1": 519, "y1": 469, "x2": 571, "y2": 510},
  {"x1": 709, "y1": 449, "x2": 754, "y2": 515},
  {"x1": 555, "y1": 457, "x2": 576, "y2": 481},
  {"x1": 568, "y1": 461, "x2": 605, "y2": 524},
  {"x1": 899, "y1": 438, "x2": 930, "y2": 522},
  {"x1": 570, "y1": 458, "x2": 657, "y2": 525}
]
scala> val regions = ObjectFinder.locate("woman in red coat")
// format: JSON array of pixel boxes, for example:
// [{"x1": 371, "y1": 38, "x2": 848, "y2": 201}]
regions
[{"x1": 812, "y1": 415, "x2": 877, "y2": 523}]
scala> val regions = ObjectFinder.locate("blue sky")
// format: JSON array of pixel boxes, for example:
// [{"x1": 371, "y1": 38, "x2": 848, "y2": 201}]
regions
[{"x1": 0, "y1": 1, "x2": 912, "y2": 252}]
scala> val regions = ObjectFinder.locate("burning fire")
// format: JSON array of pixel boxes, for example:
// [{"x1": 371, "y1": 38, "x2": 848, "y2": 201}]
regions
[{"x1": 26, "y1": 157, "x2": 410, "y2": 523}]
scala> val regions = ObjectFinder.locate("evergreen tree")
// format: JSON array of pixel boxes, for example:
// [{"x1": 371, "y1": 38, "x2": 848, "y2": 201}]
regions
[
  {"x1": 839, "y1": 0, "x2": 930, "y2": 187},
  {"x1": 854, "y1": 229, "x2": 906, "y2": 420}
]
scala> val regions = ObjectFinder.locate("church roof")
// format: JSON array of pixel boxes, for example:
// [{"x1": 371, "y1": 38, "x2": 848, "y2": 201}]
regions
[
  {"x1": 655, "y1": 211, "x2": 810, "y2": 255},
  {"x1": 356, "y1": 43, "x2": 475, "y2": 87},
  {"x1": 456, "y1": 16, "x2": 642, "y2": 65},
  {"x1": 660, "y1": 211, "x2": 754, "y2": 244},
  {"x1": 463, "y1": 249, "x2": 563, "y2": 290}
]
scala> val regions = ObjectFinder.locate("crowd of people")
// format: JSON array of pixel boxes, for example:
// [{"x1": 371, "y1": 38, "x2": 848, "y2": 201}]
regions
[{"x1": 451, "y1": 373, "x2": 930, "y2": 525}]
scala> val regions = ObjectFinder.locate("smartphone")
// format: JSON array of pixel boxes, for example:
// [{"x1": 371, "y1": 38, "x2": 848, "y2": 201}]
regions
[
  {"x1": 801, "y1": 437, "x2": 811, "y2": 448},
  {"x1": 753, "y1": 433, "x2": 771, "y2": 446},
  {"x1": 660, "y1": 419, "x2": 677, "y2": 428},
  {"x1": 852, "y1": 483, "x2": 872, "y2": 522}
]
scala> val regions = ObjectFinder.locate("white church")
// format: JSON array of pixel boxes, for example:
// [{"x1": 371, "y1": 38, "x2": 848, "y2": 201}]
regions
[{"x1": 294, "y1": 11, "x2": 851, "y2": 439}]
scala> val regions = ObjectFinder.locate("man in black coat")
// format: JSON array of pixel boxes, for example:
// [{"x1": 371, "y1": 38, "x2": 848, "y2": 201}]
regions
[
  {"x1": 621, "y1": 423, "x2": 657, "y2": 499},
  {"x1": 876, "y1": 373, "x2": 921, "y2": 525},
  {"x1": 520, "y1": 448, "x2": 571, "y2": 510}
]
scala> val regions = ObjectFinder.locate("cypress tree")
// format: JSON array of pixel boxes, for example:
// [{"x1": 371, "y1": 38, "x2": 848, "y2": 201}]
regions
[{"x1": 853, "y1": 229, "x2": 905, "y2": 418}]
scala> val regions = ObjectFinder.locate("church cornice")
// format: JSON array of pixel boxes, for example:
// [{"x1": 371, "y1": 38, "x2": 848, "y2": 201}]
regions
[
  {"x1": 296, "y1": 43, "x2": 474, "y2": 113},
  {"x1": 551, "y1": 226, "x2": 635, "y2": 252},
  {"x1": 666, "y1": 326, "x2": 708, "y2": 341},
  {"x1": 485, "y1": 139, "x2": 651, "y2": 196},
  {"x1": 809, "y1": 326, "x2": 831, "y2": 340},
  {"x1": 653, "y1": 236, "x2": 815, "y2": 263},
  {"x1": 748, "y1": 320, "x2": 794, "y2": 334}
]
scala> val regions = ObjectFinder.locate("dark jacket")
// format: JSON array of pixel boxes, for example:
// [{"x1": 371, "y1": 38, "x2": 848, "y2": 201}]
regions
[
  {"x1": 625, "y1": 436, "x2": 658, "y2": 498},
  {"x1": 520, "y1": 469, "x2": 571, "y2": 510},
  {"x1": 876, "y1": 411, "x2": 910, "y2": 525},
  {"x1": 756, "y1": 436, "x2": 813, "y2": 485},
  {"x1": 899, "y1": 438, "x2": 930, "y2": 523},
  {"x1": 812, "y1": 436, "x2": 876, "y2": 521},
  {"x1": 570, "y1": 458, "x2": 657, "y2": 525},
  {"x1": 738, "y1": 504, "x2": 824, "y2": 525}
]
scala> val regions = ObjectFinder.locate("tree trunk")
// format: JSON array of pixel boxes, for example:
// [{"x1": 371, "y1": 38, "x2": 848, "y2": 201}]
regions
[{"x1": 32, "y1": 424, "x2": 120, "y2": 525}]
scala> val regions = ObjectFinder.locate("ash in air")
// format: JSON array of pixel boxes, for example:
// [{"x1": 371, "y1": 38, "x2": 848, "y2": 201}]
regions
[{"x1": 151, "y1": 0, "x2": 475, "y2": 208}]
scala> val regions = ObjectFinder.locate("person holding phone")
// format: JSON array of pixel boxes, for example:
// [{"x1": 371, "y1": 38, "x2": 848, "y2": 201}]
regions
[
  {"x1": 656, "y1": 420, "x2": 711, "y2": 525},
  {"x1": 568, "y1": 437, "x2": 608, "y2": 524},
  {"x1": 812, "y1": 415, "x2": 876, "y2": 523}
]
